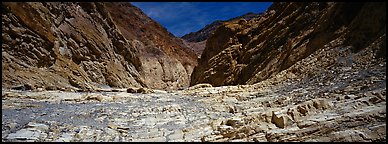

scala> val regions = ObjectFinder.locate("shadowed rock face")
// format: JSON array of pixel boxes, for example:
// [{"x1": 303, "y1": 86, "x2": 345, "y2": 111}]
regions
[
  {"x1": 2, "y1": 2, "x2": 197, "y2": 91},
  {"x1": 190, "y1": 2, "x2": 386, "y2": 87}
]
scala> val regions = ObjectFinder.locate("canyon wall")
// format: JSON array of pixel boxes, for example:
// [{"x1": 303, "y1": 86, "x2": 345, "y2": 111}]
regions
[
  {"x1": 2, "y1": 2, "x2": 197, "y2": 91},
  {"x1": 182, "y1": 12, "x2": 261, "y2": 57},
  {"x1": 190, "y1": 2, "x2": 386, "y2": 87}
]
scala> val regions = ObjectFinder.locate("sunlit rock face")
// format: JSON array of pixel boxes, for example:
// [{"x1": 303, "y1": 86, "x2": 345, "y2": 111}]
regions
[
  {"x1": 1, "y1": 2, "x2": 386, "y2": 142},
  {"x1": 191, "y1": 2, "x2": 386, "y2": 87},
  {"x1": 181, "y1": 12, "x2": 261, "y2": 58},
  {"x1": 2, "y1": 2, "x2": 197, "y2": 91}
]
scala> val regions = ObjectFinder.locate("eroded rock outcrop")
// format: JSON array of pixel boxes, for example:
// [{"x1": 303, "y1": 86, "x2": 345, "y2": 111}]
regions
[
  {"x1": 190, "y1": 2, "x2": 386, "y2": 87},
  {"x1": 1, "y1": 2, "x2": 386, "y2": 142},
  {"x1": 2, "y1": 2, "x2": 197, "y2": 91},
  {"x1": 2, "y1": 23, "x2": 385, "y2": 141},
  {"x1": 182, "y1": 12, "x2": 261, "y2": 57}
]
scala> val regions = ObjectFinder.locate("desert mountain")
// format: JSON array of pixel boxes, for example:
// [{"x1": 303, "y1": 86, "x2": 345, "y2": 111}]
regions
[
  {"x1": 2, "y1": 2, "x2": 386, "y2": 142},
  {"x1": 182, "y1": 12, "x2": 261, "y2": 57},
  {"x1": 191, "y1": 2, "x2": 386, "y2": 87},
  {"x1": 2, "y1": 2, "x2": 197, "y2": 91}
]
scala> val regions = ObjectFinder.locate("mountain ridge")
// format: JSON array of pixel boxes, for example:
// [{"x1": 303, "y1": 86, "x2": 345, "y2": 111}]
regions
[{"x1": 181, "y1": 12, "x2": 262, "y2": 57}]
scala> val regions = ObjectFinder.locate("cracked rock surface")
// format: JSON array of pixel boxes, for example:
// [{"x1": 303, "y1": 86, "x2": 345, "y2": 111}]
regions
[
  {"x1": 2, "y1": 2, "x2": 386, "y2": 142},
  {"x1": 3, "y1": 44, "x2": 385, "y2": 141}
]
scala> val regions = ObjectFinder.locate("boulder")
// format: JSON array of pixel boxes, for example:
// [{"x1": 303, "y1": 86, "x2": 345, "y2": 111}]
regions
[
  {"x1": 11, "y1": 84, "x2": 33, "y2": 91},
  {"x1": 127, "y1": 87, "x2": 138, "y2": 93},
  {"x1": 271, "y1": 111, "x2": 294, "y2": 129},
  {"x1": 136, "y1": 87, "x2": 154, "y2": 94}
]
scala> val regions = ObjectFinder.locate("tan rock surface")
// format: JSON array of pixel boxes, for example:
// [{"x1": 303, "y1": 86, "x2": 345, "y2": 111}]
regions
[
  {"x1": 191, "y1": 2, "x2": 386, "y2": 87},
  {"x1": 2, "y1": 2, "x2": 385, "y2": 142},
  {"x1": 2, "y1": 2, "x2": 197, "y2": 91},
  {"x1": 3, "y1": 51, "x2": 385, "y2": 141}
]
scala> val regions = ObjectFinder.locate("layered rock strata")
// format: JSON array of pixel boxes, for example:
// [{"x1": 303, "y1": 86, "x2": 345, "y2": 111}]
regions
[
  {"x1": 2, "y1": 2, "x2": 197, "y2": 91},
  {"x1": 2, "y1": 42, "x2": 385, "y2": 141},
  {"x1": 190, "y1": 2, "x2": 386, "y2": 87},
  {"x1": 182, "y1": 12, "x2": 261, "y2": 57}
]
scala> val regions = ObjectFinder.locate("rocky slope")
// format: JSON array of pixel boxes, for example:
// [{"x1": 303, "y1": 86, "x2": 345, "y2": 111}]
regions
[
  {"x1": 2, "y1": 2, "x2": 386, "y2": 142},
  {"x1": 2, "y1": 2, "x2": 197, "y2": 91},
  {"x1": 182, "y1": 12, "x2": 261, "y2": 43},
  {"x1": 2, "y1": 41, "x2": 385, "y2": 141},
  {"x1": 182, "y1": 12, "x2": 261, "y2": 57},
  {"x1": 182, "y1": 20, "x2": 224, "y2": 43},
  {"x1": 190, "y1": 2, "x2": 386, "y2": 87}
]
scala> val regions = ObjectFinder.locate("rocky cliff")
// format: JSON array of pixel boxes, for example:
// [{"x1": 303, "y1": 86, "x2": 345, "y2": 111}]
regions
[
  {"x1": 2, "y1": 2, "x2": 386, "y2": 142},
  {"x1": 182, "y1": 12, "x2": 261, "y2": 43},
  {"x1": 182, "y1": 12, "x2": 261, "y2": 57},
  {"x1": 2, "y1": 2, "x2": 197, "y2": 91},
  {"x1": 190, "y1": 2, "x2": 386, "y2": 87}
]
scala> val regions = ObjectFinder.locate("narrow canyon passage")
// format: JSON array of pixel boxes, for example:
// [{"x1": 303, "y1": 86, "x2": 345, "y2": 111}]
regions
[
  {"x1": 3, "y1": 45, "x2": 385, "y2": 141},
  {"x1": 2, "y1": 2, "x2": 386, "y2": 142}
]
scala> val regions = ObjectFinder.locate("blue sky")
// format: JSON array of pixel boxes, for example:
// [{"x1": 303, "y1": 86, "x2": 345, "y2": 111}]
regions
[{"x1": 131, "y1": 2, "x2": 273, "y2": 37}]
